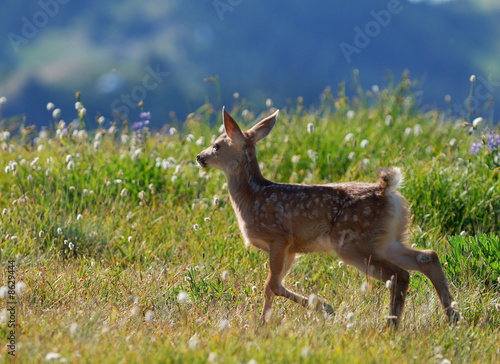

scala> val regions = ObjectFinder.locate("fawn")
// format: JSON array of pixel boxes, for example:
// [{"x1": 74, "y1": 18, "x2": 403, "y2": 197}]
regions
[{"x1": 196, "y1": 108, "x2": 459, "y2": 328}]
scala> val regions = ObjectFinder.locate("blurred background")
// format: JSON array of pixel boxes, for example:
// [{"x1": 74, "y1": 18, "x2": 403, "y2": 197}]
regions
[{"x1": 0, "y1": 0, "x2": 499, "y2": 128}]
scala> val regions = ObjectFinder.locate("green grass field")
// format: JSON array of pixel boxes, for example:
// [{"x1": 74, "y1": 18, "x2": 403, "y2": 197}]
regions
[{"x1": 0, "y1": 77, "x2": 499, "y2": 363}]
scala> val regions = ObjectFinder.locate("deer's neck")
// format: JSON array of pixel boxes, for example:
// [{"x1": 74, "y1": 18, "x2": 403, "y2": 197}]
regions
[{"x1": 225, "y1": 148, "x2": 271, "y2": 206}]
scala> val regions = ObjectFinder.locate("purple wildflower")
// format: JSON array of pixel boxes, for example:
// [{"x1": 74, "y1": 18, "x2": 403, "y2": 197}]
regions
[
  {"x1": 470, "y1": 142, "x2": 482, "y2": 155},
  {"x1": 485, "y1": 130, "x2": 500, "y2": 153},
  {"x1": 140, "y1": 112, "x2": 151, "y2": 120},
  {"x1": 131, "y1": 121, "x2": 144, "y2": 131}
]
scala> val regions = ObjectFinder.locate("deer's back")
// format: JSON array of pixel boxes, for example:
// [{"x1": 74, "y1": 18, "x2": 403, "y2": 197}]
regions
[{"x1": 232, "y1": 181, "x2": 409, "y2": 256}]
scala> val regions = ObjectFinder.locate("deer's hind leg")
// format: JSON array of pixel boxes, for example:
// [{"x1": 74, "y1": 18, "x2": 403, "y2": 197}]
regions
[
  {"x1": 338, "y1": 244, "x2": 409, "y2": 328},
  {"x1": 384, "y1": 241, "x2": 459, "y2": 322},
  {"x1": 358, "y1": 258, "x2": 410, "y2": 329}
]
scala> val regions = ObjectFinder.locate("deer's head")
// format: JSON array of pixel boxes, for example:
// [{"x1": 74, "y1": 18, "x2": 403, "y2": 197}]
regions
[{"x1": 196, "y1": 108, "x2": 279, "y2": 174}]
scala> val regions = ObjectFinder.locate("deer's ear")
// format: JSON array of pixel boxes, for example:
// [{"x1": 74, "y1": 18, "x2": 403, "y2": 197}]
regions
[
  {"x1": 247, "y1": 110, "x2": 279, "y2": 143},
  {"x1": 223, "y1": 107, "x2": 244, "y2": 142}
]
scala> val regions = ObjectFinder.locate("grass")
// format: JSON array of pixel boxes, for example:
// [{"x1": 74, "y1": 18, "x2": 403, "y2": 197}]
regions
[{"x1": 0, "y1": 77, "x2": 500, "y2": 363}]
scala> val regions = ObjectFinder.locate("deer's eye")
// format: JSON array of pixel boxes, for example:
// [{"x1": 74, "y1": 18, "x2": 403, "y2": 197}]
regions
[{"x1": 213, "y1": 143, "x2": 220, "y2": 151}]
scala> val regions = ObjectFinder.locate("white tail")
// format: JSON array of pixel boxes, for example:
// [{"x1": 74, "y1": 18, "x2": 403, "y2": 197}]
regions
[{"x1": 197, "y1": 108, "x2": 458, "y2": 328}]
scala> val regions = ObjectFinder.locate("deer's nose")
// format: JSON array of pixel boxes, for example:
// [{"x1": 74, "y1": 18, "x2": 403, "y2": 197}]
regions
[{"x1": 196, "y1": 154, "x2": 201, "y2": 162}]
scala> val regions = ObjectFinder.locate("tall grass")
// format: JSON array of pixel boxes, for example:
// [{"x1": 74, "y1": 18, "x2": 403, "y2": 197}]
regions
[{"x1": 0, "y1": 79, "x2": 499, "y2": 363}]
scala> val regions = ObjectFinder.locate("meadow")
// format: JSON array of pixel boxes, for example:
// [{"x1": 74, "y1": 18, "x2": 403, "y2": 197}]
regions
[{"x1": 0, "y1": 76, "x2": 499, "y2": 363}]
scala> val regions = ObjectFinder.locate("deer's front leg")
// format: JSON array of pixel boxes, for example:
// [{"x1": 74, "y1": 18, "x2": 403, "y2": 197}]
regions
[{"x1": 260, "y1": 243, "x2": 333, "y2": 323}]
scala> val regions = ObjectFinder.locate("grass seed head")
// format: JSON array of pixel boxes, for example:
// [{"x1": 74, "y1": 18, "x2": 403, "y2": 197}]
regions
[{"x1": 178, "y1": 291, "x2": 190, "y2": 304}]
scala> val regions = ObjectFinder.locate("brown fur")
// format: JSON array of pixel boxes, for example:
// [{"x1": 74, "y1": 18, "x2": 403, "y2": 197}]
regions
[{"x1": 197, "y1": 108, "x2": 459, "y2": 328}]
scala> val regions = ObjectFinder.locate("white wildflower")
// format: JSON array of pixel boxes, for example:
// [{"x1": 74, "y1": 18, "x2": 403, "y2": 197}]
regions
[
  {"x1": 451, "y1": 301, "x2": 458, "y2": 310},
  {"x1": 193, "y1": 224, "x2": 199, "y2": 231},
  {"x1": 385, "y1": 115, "x2": 393, "y2": 126},
  {"x1": 169, "y1": 127, "x2": 177, "y2": 135},
  {"x1": 77, "y1": 214, "x2": 82, "y2": 221},
  {"x1": 413, "y1": 124, "x2": 422, "y2": 136},
  {"x1": 188, "y1": 334, "x2": 199, "y2": 350},
  {"x1": 344, "y1": 133, "x2": 354, "y2": 142},
  {"x1": 213, "y1": 195, "x2": 219, "y2": 205},
  {"x1": 46, "y1": 102, "x2": 55, "y2": 111},
  {"x1": 15, "y1": 282, "x2": 26, "y2": 296},
  {"x1": 360, "y1": 139, "x2": 369, "y2": 148},
  {"x1": 67, "y1": 161, "x2": 74, "y2": 170},
  {"x1": 4, "y1": 165, "x2": 10, "y2": 174},
  {"x1": 472, "y1": 117, "x2": 482, "y2": 128},
  {"x1": 121, "y1": 134, "x2": 129, "y2": 145},
  {"x1": 266, "y1": 98, "x2": 273, "y2": 107},
  {"x1": 346, "y1": 312, "x2": 355, "y2": 322},
  {"x1": 128, "y1": 236, "x2": 132, "y2": 243},
  {"x1": 308, "y1": 293, "x2": 318, "y2": 309},
  {"x1": 362, "y1": 158, "x2": 370, "y2": 166},
  {"x1": 75, "y1": 102, "x2": 82, "y2": 110},
  {"x1": 220, "y1": 270, "x2": 230, "y2": 281},
  {"x1": 57, "y1": 227, "x2": 63, "y2": 235},
  {"x1": 45, "y1": 352, "x2": 62, "y2": 361},
  {"x1": 186, "y1": 134, "x2": 195, "y2": 142},
  {"x1": 291, "y1": 155, "x2": 300, "y2": 164},
  {"x1": 77, "y1": 130, "x2": 87, "y2": 139},
  {"x1": 385, "y1": 280, "x2": 393, "y2": 289},
  {"x1": 98, "y1": 116, "x2": 105, "y2": 125},
  {"x1": 114, "y1": 179, "x2": 122, "y2": 184},
  {"x1": 307, "y1": 123, "x2": 314, "y2": 134},
  {"x1": 130, "y1": 305, "x2": 141, "y2": 316},
  {"x1": 178, "y1": 291, "x2": 190, "y2": 303},
  {"x1": 70, "y1": 323, "x2": 78, "y2": 335},
  {"x1": 145, "y1": 310, "x2": 154, "y2": 323},
  {"x1": 218, "y1": 318, "x2": 230, "y2": 331},
  {"x1": 0, "y1": 309, "x2": 7, "y2": 324},
  {"x1": 30, "y1": 157, "x2": 39, "y2": 168},
  {"x1": 346, "y1": 110, "x2": 355, "y2": 120},
  {"x1": 195, "y1": 137, "x2": 205, "y2": 146},
  {"x1": 138, "y1": 191, "x2": 146, "y2": 200},
  {"x1": 404, "y1": 127, "x2": 412, "y2": 136},
  {"x1": 0, "y1": 96, "x2": 7, "y2": 106},
  {"x1": 52, "y1": 108, "x2": 61, "y2": 119},
  {"x1": 360, "y1": 282, "x2": 369, "y2": 292},
  {"x1": 371, "y1": 84, "x2": 380, "y2": 94},
  {"x1": 208, "y1": 352, "x2": 218, "y2": 363},
  {"x1": 301, "y1": 346, "x2": 311, "y2": 358}
]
